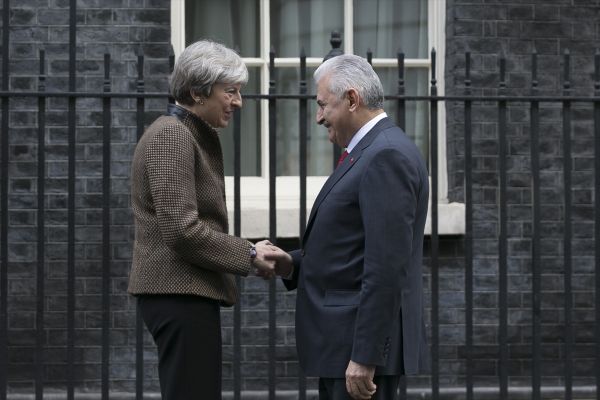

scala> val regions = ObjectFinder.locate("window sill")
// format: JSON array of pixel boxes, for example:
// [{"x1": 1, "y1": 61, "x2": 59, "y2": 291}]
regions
[{"x1": 225, "y1": 177, "x2": 465, "y2": 239}]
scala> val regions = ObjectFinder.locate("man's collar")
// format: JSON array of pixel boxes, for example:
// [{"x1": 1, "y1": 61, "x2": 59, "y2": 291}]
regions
[{"x1": 345, "y1": 112, "x2": 387, "y2": 153}]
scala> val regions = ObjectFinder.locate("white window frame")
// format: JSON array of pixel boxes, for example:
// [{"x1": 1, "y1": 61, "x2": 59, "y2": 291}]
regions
[{"x1": 171, "y1": 0, "x2": 464, "y2": 238}]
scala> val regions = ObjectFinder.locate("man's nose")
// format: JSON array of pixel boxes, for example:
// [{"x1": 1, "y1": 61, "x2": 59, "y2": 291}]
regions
[{"x1": 316, "y1": 109, "x2": 324, "y2": 125}]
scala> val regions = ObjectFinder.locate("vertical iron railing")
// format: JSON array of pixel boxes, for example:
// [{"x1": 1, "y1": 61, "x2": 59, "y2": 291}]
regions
[
  {"x1": 429, "y1": 48, "x2": 440, "y2": 400},
  {"x1": 397, "y1": 49, "x2": 408, "y2": 400},
  {"x1": 35, "y1": 49, "x2": 46, "y2": 400},
  {"x1": 594, "y1": 49, "x2": 600, "y2": 400},
  {"x1": 463, "y1": 51, "x2": 473, "y2": 400},
  {"x1": 298, "y1": 48, "x2": 308, "y2": 400},
  {"x1": 233, "y1": 108, "x2": 242, "y2": 400},
  {"x1": 397, "y1": 50, "x2": 406, "y2": 131},
  {"x1": 497, "y1": 54, "x2": 509, "y2": 400},
  {"x1": 562, "y1": 50, "x2": 573, "y2": 400},
  {"x1": 0, "y1": 2, "x2": 7, "y2": 395},
  {"x1": 101, "y1": 53, "x2": 112, "y2": 400},
  {"x1": 135, "y1": 51, "x2": 146, "y2": 400},
  {"x1": 530, "y1": 50, "x2": 542, "y2": 400},
  {"x1": 0, "y1": 28, "x2": 599, "y2": 400},
  {"x1": 268, "y1": 47, "x2": 277, "y2": 400},
  {"x1": 0, "y1": 3, "x2": 8, "y2": 398},
  {"x1": 66, "y1": 1, "x2": 77, "y2": 398}
]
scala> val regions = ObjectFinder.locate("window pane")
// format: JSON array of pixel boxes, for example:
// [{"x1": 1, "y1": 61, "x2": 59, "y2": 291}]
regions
[
  {"x1": 185, "y1": 0, "x2": 259, "y2": 57},
  {"x1": 275, "y1": 66, "x2": 430, "y2": 176},
  {"x1": 221, "y1": 68, "x2": 261, "y2": 176},
  {"x1": 377, "y1": 67, "x2": 429, "y2": 163},
  {"x1": 271, "y1": 0, "x2": 344, "y2": 58},
  {"x1": 354, "y1": 0, "x2": 428, "y2": 58},
  {"x1": 276, "y1": 67, "x2": 333, "y2": 176}
]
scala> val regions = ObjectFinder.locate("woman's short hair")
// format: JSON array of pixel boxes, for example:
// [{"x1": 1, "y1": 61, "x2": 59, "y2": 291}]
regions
[
  {"x1": 314, "y1": 54, "x2": 384, "y2": 110},
  {"x1": 170, "y1": 40, "x2": 248, "y2": 106}
]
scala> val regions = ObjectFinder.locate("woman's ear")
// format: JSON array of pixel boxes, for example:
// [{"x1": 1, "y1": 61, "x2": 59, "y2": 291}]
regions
[{"x1": 190, "y1": 89, "x2": 204, "y2": 104}]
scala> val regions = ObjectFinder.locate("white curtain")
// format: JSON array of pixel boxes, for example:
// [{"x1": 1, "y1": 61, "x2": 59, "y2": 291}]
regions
[
  {"x1": 185, "y1": 0, "x2": 259, "y2": 56},
  {"x1": 355, "y1": 0, "x2": 429, "y2": 161},
  {"x1": 184, "y1": 0, "x2": 429, "y2": 176},
  {"x1": 272, "y1": 0, "x2": 344, "y2": 175},
  {"x1": 185, "y1": 0, "x2": 261, "y2": 176}
]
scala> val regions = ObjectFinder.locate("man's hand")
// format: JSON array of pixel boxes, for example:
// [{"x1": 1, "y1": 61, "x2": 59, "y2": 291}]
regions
[
  {"x1": 345, "y1": 360, "x2": 376, "y2": 399},
  {"x1": 264, "y1": 245, "x2": 293, "y2": 278},
  {"x1": 252, "y1": 240, "x2": 294, "y2": 280}
]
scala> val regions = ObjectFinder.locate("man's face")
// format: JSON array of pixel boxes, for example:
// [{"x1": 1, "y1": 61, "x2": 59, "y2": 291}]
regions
[{"x1": 315, "y1": 75, "x2": 351, "y2": 148}]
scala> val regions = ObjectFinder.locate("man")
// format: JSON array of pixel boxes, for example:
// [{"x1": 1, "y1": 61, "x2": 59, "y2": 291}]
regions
[{"x1": 265, "y1": 54, "x2": 430, "y2": 399}]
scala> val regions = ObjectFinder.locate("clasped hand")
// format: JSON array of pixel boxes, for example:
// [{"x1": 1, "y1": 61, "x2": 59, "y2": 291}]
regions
[{"x1": 251, "y1": 240, "x2": 293, "y2": 280}]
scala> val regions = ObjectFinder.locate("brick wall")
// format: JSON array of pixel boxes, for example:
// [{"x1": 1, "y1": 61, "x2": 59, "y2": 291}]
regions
[
  {"x1": 2, "y1": 0, "x2": 171, "y2": 394},
  {"x1": 445, "y1": 0, "x2": 598, "y2": 390},
  {"x1": 2, "y1": 0, "x2": 599, "y2": 397}
]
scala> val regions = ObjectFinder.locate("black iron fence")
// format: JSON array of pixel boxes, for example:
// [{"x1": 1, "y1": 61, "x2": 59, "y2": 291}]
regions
[{"x1": 1, "y1": 4, "x2": 600, "y2": 400}]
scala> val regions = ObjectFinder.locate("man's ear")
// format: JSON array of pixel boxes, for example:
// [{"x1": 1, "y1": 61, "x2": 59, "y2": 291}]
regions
[{"x1": 347, "y1": 89, "x2": 360, "y2": 112}]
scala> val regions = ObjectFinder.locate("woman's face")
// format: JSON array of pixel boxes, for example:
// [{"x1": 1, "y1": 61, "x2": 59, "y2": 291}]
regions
[{"x1": 196, "y1": 82, "x2": 243, "y2": 128}]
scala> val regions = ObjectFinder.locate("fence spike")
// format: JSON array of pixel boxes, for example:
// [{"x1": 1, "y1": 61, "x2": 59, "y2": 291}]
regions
[
  {"x1": 431, "y1": 48, "x2": 437, "y2": 86},
  {"x1": 531, "y1": 50, "x2": 538, "y2": 91},
  {"x1": 38, "y1": 49, "x2": 46, "y2": 92},
  {"x1": 563, "y1": 49, "x2": 570, "y2": 90},
  {"x1": 324, "y1": 31, "x2": 343, "y2": 61},
  {"x1": 39, "y1": 49, "x2": 45, "y2": 75},
  {"x1": 595, "y1": 48, "x2": 600, "y2": 91},
  {"x1": 465, "y1": 52, "x2": 471, "y2": 89},
  {"x1": 103, "y1": 53, "x2": 110, "y2": 92},
  {"x1": 397, "y1": 50, "x2": 405, "y2": 82},
  {"x1": 499, "y1": 54, "x2": 506, "y2": 91},
  {"x1": 329, "y1": 31, "x2": 342, "y2": 51}
]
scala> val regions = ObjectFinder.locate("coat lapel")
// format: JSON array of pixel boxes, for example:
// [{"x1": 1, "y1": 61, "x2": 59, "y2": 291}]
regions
[{"x1": 302, "y1": 117, "x2": 395, "y2": 245}]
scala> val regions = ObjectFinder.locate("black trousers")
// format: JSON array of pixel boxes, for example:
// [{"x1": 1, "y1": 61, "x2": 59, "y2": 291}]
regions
[
  {"x1": 138, "y1": 294, "x2": 222, "y2": 400},
  {"x1": 319, "y1": 375, "x2": 401, "y2": 400}
]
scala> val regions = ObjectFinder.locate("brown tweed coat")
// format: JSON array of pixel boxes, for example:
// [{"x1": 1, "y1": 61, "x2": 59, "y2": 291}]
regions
[{"x1": 128, "y1": 104, "x2": 253, "y2": 306}]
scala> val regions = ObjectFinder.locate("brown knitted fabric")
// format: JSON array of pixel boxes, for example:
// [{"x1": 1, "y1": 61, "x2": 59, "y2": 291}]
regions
[{"x1": 128, "y1": 106, "x2": 253, "y2": 306}]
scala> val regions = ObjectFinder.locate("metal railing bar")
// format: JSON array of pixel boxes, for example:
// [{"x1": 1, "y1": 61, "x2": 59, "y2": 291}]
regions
[
  {"x1": 298, "y1": 48, "x2": 308, "y2": 400},
  {"x1": 594, "y1": 49, "x2": 600, "y2": 400},
  {"x1": 464, "y1": 51, "x2": 473, "y2": 400},
  {"x1": 268, "y1": 48, "x2": 277, "y2": 400},
  {"x1": 562, "y1": 49, "x2": 573, "y2": 400},
  {"x1": 134, "y1": 51, "x2": 146, "y2": 400},
  {"x1": 530, "y1": 51, "x2": 541, "y2": 400},
  {"x1": 35, "y1": 48, "x2": 46, "y2": 400},
  {"x1": 3, "y1": 92, "x2": 600, "y2": 102},
  {"x1": 429, "y1": 48, "x2": 440, "y2": 400},
  {"x1": 233, "y1": 108, "x2": 242, "y2": 400},
  {"x1": 1, "y1": 1, "x2": 11, "y2": 399},
  {"x1": 101, "y1": 52, "x2": 112, "y2": 400},
  {"x1": 498, "y1": 54, "x2": 508, "y2": 400},
  {"x1": 66, "y1": 1, "x2": 77, "y2": 398}
]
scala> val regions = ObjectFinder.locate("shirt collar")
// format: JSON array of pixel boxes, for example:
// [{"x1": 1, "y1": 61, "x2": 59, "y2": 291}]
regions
[{"x1": 346, "y1": 112, "x2": 387, "y2": 153}]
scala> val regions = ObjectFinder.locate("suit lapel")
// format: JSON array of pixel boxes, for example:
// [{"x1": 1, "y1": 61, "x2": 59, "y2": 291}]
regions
[{"x1": 302, "y1": 117, "x2": 395, "y2": 245}]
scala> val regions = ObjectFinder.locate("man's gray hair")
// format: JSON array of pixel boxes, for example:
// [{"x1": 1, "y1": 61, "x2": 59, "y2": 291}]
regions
[
  {"x1": 170, "y1": 40, "x2": 248, "y2": 106},
  {"x1": 313, "y1": 54, "x2": 384, "y2": 110}
]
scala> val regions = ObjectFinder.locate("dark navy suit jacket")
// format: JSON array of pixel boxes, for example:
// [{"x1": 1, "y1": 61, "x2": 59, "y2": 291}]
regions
[{"x1": 284, "y1": 117, "x2": 430, "y2": 378}]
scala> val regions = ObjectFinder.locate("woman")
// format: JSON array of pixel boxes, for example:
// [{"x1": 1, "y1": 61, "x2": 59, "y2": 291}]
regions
[{"x1": 128, "y1": 40, "x2": 274, "y2": 399}]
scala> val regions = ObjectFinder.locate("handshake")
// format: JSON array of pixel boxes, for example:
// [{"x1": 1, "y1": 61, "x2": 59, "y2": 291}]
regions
[{"x1": 251, "y1": 240, "x2": 293, "y2": 280}]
